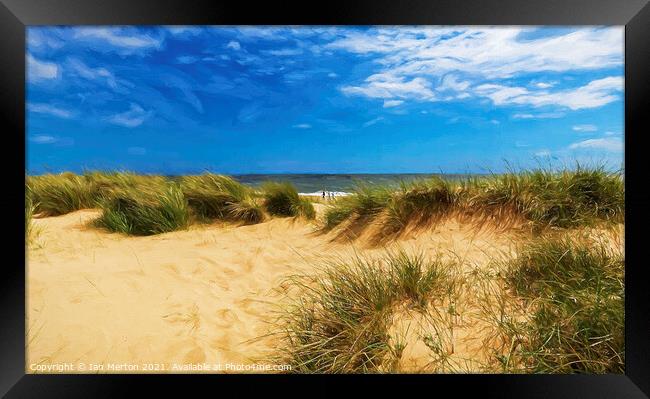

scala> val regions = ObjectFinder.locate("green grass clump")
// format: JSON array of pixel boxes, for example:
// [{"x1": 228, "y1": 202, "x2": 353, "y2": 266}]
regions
[
  {"x1": 278, "y1": 250, "x2": 445, "y2": 373},
  {"x1": 324, "y1": 166, "x2": 624, "y2": 234},
  {"x1": 180, "y1": 174, "x2": 264, "y2": 224},
  {"x1": 384, "y1": 178, "x2": 458, "y2": 234},
  {"x1": 471, "y1": 166, "x2": 624, "y2": 229},
  {"x1": 262, "y1": 182, "x2": 315, "y2": 219},
  {"x1": 25, "y1": 189, "x2": 39, "y2": 244},
  {"x1": 95, "y1": 184, "x2": 189, "y2": 236},
  {"x1": 84, "y1": 171, "x2": 168, "y2": 200},
  {"x1": 27, "y1": 173, "x2": 94, "y2": 216},
  {"x1": 501, "y1": 237, "x2": 624, "y2": 373},
  {"x1": 322, "y1": 185, "x2": 391, "y2": 230},
  {"x1": 26, "y1": 171, "x2": 170, "y2": 217}
]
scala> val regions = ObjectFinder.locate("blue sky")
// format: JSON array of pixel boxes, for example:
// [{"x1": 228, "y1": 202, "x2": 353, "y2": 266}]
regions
[{"x1": 27, "y1": 26, "x2": 624, "y2": 174}]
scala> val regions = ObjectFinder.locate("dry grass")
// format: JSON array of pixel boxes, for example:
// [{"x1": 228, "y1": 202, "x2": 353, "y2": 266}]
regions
[{"x1": 323, "y1": 166, "x2": 624, "y2": 240}]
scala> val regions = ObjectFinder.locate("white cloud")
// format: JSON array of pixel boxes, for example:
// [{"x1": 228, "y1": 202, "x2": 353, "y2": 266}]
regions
[
  {"x1": 475, "y1": 77, "x2": 622, "y2": 110},
  {"x1": 437, "y1": 75, "x2": 470, "y2": 92},
  {"x1": 28, "y1": 29, "x2": 64, "y2": 50},
  {"x1": 362, "y1": 116, "x2": 385, "y2": 127},
  {"x1": 263, "y1": 48, "x2": 303, "y2": 56},
  {"x1": 383, "y1": 100, "x2": 404, "y2": 108},
  {"x1": 293, "y1": 123, "x2": 312, "y2": 129},
  {"x1": 27, "y1": 103, "x2": 73, "y2": 119},
  {"x1": 327, "y1": 27, "x2": 623, "y2": 109},
  {"x1": 107, "y1": 103, "x2": 152, "y2": 128},
  {"x1": 165, "y1": 26, "x2": 203, "y2": 38},
  {"x1": 27, "y1": 54, "x2": 59, "y2": 81},
  {"x1": 534, "y1": 82, "x2": 554, "y2": 89},
  {"x1": 328, "y1": 27, "x2": 623, "y2": 78},
  {"x1": 29, "y1": 135, "x2": 57, "y2": 144},
  {"x1": 68, "y1": 58, "x2": 117, "y2": 88},
  {"x1": 226, "y1": 41, "x2": 241, "y2": 50},
  {"x1": 342, "y1": 73, "x2": 435, "y2": 101},
  {"x1": 127, "y1": 146, "x2": 147, "y2": 155},
  {"x1": 28, "y1": 135, "x2": 74, "y2": 146},
  {"x1": 328, "y1": 72, "x2": 338, "y2": 78},
  {"x1": 513, "y1": 112, "x2": 565, "y2": 119},
  {"x1": 535, "y1": 149, "x2": 551, "y2": 157},
  {"x1": 74, "y1": 28, "x2": 162, "y2": 52},
  {"x1": 573, "y1": 124, "x2": 598, "y2": 132},
  {"x1": 569, "y1": 138, "x2": 622, "y2": 152},
  {"x1": 605, "y1": 131, "x2": 621, "y2": 136},
  {"x1": 176, "y1": 56, "x2": 198, "y2": 64}
]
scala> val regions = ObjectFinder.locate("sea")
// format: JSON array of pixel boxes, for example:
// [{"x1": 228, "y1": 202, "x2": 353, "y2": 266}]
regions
[{"x1": 231, "y1": 173, "x2": 475, "y2": 196}]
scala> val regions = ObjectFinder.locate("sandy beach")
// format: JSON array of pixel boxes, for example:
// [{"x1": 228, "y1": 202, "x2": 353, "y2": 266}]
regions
[{"x1": 26, "y1": 204, "x2": 554, "y2": 373}]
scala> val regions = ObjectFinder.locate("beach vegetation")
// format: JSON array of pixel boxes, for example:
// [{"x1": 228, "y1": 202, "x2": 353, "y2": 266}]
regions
[
  {"x1": 262, "y1": 182, "x2": 315, "y2": 219},
  {"x1": 277, "y1": 250, "x2": 449, "y2": 373},
  {"x1": 324, "y1": 166, "x2": 624, "y2": 236},
  {"x1": 84, "y1": 170, "x2": 168, "y2": 199},
  {"x1": 180, "y1": 174, "x2": 264, "y2": 224},
  {"x1": 94, "y1": 183, "x2": 189, "y2": 236},
  {"x1": 26, "y1": 173, "x2": 95, "y2": 216},
  {"x1": 25, "y1": 188, "x2": 41, "y2": 244},
  {"x1": 490, "y1": 236, "x2": 624, "y2": 373}
]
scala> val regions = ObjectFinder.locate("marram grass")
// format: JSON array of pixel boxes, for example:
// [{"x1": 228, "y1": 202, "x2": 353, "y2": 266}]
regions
[
  {"x1": 25, "y1": 166, "x2": 623, "y2": 237},
  {"x1": 25, "y1": 171, "x2": 314, "y2": 235},
  {"x1": 498, "y1": 236, "x2": 624, "y2": 373},
  {"x1": 94, "y1": 184, "x2": 189, "y2": 236},
  {"x1": 468, "y1": 166, "x2": 624, "y2": 229},
  {"x1": 262, "y1": 182, "x2": 315, "y2": 219},
  {"x1": 27, "y1": 173, "x2": 95, "y2": 216},
  {"x1": 25, "y1": 189, "x2": 40, "y2": 245},
  {"x1": 324, "y1": 166, "x2": 624, "y2": 235},
  {"x1": 180, "y1": 174, "x2": 264, "y2": 224},
  {"x1": 84, "y1": 171, "x2": 168, "y2": 198},
  {"x1": 276, "y1": 250, "x2": 449, "y2": 373}
]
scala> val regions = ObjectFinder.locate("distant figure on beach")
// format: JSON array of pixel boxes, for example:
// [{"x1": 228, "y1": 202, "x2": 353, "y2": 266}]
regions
[
  {"x1": 328, "y1": 192, "x2": 333, "y2": 200},
  {"x1": 322, "y1": 191, "x2": 326, "y2": 199}
]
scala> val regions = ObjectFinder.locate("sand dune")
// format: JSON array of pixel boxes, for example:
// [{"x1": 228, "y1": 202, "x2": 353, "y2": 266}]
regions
[{"x1": 26, "y1": 207, "x2": 620, "y2": 373}]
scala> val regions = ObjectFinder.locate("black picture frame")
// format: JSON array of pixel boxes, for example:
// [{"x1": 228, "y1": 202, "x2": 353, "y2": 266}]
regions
[{"x1": 2, "y1": 0, "x2": 649, "y2": 397}]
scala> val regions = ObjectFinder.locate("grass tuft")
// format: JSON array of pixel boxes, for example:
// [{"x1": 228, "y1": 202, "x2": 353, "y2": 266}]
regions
[
  {"x1": 262, "y1": 182, "x2": 315, "y2": 219},
  {"x1": 25, "y1": 188, "x2": 41, "y2": 245},
  {"x1": 84, "y1": 171, "x2": 168, "y2": 200},
  {"x1": 384, "y1": 178, "x2": 458, "y2": 235},
  {"x1": 499, "y1": 236, "x2": 624, "y2": 373},
  {"x1": 322, "y1": 184, "x2": 391, "y2": 230},
  {"x1": 323, "y1": 166, "x2": 624, "y2": 236},
  {"x1": 470, "y1": 165, "x2": 624, "y2": 229},
  {"x1": 94, "y1": 184, "x2": 189, "y2": 236},
  {"x1": 180, "y1": 174, "x2": 264, "y2": 224},
  {"x1": 277, "y1": 250, "x2": 447, "y2": 373},
  {"x1": 27, "y1": 173, "x2": 94, "y2": 216}
]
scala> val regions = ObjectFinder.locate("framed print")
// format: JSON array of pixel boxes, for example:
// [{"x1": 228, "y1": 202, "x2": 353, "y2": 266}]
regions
[{"x1": 2, "y1": 0, "x2": 649, "y2": 397}]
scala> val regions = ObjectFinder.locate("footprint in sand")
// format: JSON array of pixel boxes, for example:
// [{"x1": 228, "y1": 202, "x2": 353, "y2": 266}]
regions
[
  {"x1": 214, "y1": 308, "x2": 239, "y2": 328},
  {"x1": 198, "y1": 256, "x2": 218, "y2": 266},
  {"x1": 221, "y1": 267, "x2": 236, "y2": 277},
  {"x1": 68, "y1": 295, "x2": 83, "y2": 304},
  {"x1": 190, "y1": 264, "x2": 206, "y2": 277},
  {"x1": 162, "y1": 263, "x2": 180, "y2": 276},
  {"x1": 210, "y1": 279, "x2": 230, "y2": 292},
  {"x1": 235, "y1": 298, "x2": 267, "y2": 318},
  {"x1": 242, "y1": 258, "x2": 256, "y2": 273}
]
